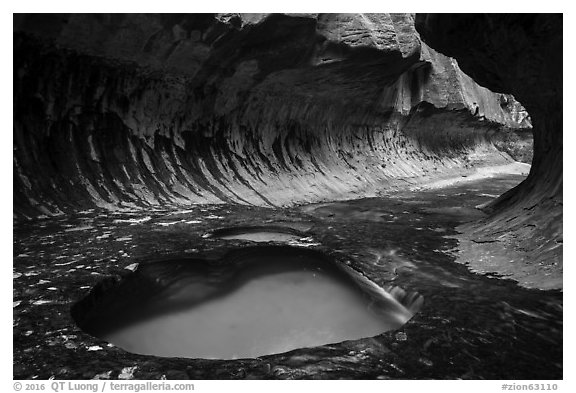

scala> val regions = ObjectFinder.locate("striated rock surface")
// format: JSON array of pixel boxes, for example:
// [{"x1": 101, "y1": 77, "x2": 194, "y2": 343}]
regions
[
  {"x1": 416, "y1": 14, "x2": 562, "y2": 288},
  {"x1": 14, "y1": 14, "x2": 526, "y2": 219}
]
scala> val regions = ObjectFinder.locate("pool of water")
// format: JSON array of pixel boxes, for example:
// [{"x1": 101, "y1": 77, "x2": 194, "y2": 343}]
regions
[
  {"x1": 87, "y1": 250, "x2": 421, "y2": 359},
  {"x1": 219, "y1": 232, "x2": 300, "y2": 242},
  {"x1": 210, "y1": 226, "x2": 304, "y2": 243}
]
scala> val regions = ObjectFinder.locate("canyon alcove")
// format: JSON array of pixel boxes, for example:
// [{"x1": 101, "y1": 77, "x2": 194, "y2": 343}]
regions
[{"x1": 13, "y1": 13, "x2": 562, "y2": 380}]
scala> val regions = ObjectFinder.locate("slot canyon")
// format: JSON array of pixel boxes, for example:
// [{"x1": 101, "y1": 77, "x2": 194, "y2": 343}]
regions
[{"x1": 13, "y1": 13, "x2": 562, "y2": 380}]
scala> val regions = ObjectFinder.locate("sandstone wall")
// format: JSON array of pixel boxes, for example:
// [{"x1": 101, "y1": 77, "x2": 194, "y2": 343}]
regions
[
  {"x1": 14, "y1": 13, "x2": 526, "y2": 219},
  {"x1": 416, "y1": 13, "x2": 562, "y2": 273}
]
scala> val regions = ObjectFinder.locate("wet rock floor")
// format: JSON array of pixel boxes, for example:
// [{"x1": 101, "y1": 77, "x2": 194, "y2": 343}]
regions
[{"x1": 13, "y1": 174, "x2": 562, "y2": 379}]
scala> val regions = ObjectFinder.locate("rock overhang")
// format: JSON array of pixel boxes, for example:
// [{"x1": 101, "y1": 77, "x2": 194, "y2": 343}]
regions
[{"x1": 14, "y1": 13, "x2": 530, "y2": 218}]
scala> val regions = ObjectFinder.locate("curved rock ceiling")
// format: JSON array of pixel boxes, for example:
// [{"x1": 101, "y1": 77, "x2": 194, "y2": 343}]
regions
[{"x1": 14, "y1": 13, "x2": 528, "y2": 219}]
